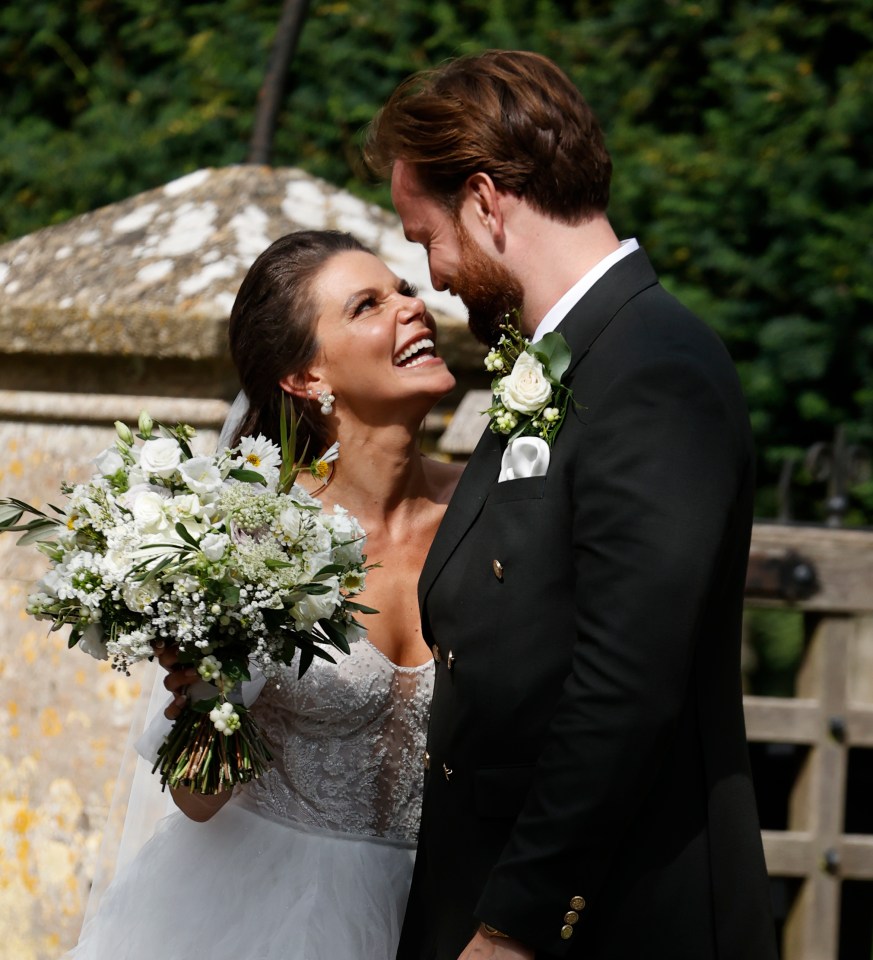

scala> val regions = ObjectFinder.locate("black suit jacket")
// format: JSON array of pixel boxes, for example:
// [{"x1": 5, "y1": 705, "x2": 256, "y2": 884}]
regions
[{"x1": 398, "y1": 249, "x2": 777, "y2": 960}]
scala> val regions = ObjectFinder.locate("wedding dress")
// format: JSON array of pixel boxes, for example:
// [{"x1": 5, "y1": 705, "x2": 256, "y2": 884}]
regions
[{"x1": 66, "y1": 634, "x2": 433, "y2": 960}]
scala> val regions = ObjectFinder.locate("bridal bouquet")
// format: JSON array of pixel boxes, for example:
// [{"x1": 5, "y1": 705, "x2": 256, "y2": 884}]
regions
[{"x1": 0, "y1": 410, "x2": 371, "y2": 793}]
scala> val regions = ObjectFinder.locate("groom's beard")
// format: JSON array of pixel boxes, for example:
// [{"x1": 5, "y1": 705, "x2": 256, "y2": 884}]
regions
[{"x1": 451, "y1": 219, "x2": 525, "y2": 346}]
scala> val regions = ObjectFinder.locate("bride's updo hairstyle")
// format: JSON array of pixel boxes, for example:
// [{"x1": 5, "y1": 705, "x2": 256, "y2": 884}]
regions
[{"x1": 228, "y1": 230, "x2": 368, "y2": 456}]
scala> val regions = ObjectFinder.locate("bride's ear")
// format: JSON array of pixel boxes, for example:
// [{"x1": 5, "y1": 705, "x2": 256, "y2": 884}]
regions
[{"x1": 279, "y1": 370, "x2": 319, "y2": 402}]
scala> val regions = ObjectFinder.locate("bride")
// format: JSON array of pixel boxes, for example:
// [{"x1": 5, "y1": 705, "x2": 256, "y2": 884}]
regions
[{"x1": 66, "y1": 230, "x2": 462, "y2": 959}]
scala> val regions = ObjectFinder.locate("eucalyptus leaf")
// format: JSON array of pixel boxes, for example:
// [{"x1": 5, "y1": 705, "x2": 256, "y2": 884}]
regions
[
  {"x1": 297, "y1": 646, "x2": 314, "y2": 679},
  {"x1": 527, "y1": 332, "x2": 571, "y2": 384},
  {"x1": 316, "y1": 618, "x2": 351, "y2": 655},
  {"x1": 16, "y1": 524, "x2": 57, "y2": 546},
  {"x1": 298, "y1": 583, "x2": 334, "y2": 595},
  {"x1": 228, "y1": 468, "x2": 268, "y2": 486},
  {"x1": 190, "y1": 697, "x2": 219, "y2": 714},
  {"x1": 343, "y1": 601, "x2": 379, "y2": 615},
  {"x1": 0, "y1": 504, "x2": 24, "y2": 526},
  {"x1": 174, "y1": 522, "x2": 200, "y2": 548},
  {"x1": 310, "y1": 645, "x2": 338, "y2": 663}
]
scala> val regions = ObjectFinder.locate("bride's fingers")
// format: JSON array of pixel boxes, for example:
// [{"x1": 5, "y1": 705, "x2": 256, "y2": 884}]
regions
[
  {"x1": 154, "y1": 643, "x2": 180, "y2": 670},
  {"x1": 162, "y1": 667, "x2": 197, "y2": 720},
  {"x1": 163, "y1": 665, "x2": 198, "y2": 694}
]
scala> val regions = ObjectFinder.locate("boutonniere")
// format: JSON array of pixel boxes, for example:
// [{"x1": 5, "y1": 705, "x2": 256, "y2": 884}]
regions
[{"x1": 484, "y1": 317, "x2": 574, "y2": 447}]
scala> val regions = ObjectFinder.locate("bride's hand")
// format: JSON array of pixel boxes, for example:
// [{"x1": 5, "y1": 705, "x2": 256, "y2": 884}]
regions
[{"x1": 153, "y1": 642, "x2": 199, "y2": 719}]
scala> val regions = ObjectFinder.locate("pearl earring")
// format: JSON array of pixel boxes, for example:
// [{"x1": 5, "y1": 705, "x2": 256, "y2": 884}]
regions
[{"x1": 317, "y1": 390, "x2": 335, "y2": 416}]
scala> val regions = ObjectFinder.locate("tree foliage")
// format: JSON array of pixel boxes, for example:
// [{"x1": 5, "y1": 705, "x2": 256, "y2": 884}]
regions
[{"x1": 1, "y1": 0, "x2": 871, "y2": 520}]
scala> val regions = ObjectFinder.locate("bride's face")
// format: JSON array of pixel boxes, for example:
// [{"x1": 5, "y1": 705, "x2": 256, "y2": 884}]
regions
[{"x1": 307, "y1": 251, "x2": 456, "y2": 417}]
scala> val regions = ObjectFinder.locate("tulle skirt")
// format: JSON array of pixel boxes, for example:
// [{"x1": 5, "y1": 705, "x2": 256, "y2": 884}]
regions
[{"x1": 66, "y1": 795, "x2": 417, "y2": 960}]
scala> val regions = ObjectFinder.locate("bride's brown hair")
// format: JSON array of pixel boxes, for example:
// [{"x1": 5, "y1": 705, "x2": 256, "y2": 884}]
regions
[{"x1": 228, "y1": 230, "x2": 368, "y2": 456}]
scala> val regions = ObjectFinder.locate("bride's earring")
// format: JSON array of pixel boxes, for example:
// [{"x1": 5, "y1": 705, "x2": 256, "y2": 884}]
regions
[{"x1": 317, "y1": 390, "x2": 335, "y2": 416}]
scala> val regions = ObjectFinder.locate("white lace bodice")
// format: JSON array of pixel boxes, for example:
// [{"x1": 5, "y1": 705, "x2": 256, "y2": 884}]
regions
[{"x1": 242, "y1": 636, "x2": 433, "y2": 843}]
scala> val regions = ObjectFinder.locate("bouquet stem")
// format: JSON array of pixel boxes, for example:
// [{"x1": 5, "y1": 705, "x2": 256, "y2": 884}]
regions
[{"x1": 153, "y1": 704, "x2": 273, "y2": 794}]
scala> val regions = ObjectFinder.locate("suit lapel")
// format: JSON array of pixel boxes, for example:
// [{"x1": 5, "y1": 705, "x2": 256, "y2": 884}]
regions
[
  {"x1": 418, "y1": 425, "x2": 502, "y2": 607},
  {"x1": 558, "y1": 247, "x2": 659, "y2": 378}
]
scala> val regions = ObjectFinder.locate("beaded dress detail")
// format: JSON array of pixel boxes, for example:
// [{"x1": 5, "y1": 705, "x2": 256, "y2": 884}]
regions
[{"x1": 244, "y1": 635, "x2": 433, "y2": 841}]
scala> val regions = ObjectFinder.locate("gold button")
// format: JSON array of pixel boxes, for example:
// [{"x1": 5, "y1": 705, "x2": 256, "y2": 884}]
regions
[
  {"x1": 423, "y1": 751, "x2": 430, "y2": 770},
  {"x1": 560, "y1": 925, "x2": 574, "y2": 940},
  {"x1": 569, "y1": 896, "x2": 586, "y2": 911},
  {"x1": 492, "y1": 559, "x2": 504, "y2": 580},
  {"x1": 432, "y1": 644, "x2": 441, "y2": 663},
  {"x1": 564, "y1": 911, "x2": 579, "y2": 925},
  {"x1": 447, "y1": 651, "x2": 455, "y2": 671}
]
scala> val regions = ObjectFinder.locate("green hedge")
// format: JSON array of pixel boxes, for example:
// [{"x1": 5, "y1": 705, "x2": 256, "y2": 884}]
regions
[{"x1": 2, "y1": 0, "x2": 871, "y2": 521}]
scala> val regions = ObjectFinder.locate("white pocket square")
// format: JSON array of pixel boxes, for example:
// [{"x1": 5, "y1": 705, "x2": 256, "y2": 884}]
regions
[{"x1": 498, "y1": 436, "x2": 550, "y2": 482}]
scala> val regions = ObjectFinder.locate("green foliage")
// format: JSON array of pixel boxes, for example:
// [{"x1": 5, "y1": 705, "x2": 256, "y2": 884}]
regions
[
  {"x1": 1, "y1": 0, "x2": 871, "y2": 521},
  {"x1": 744, "y1": 607, "x2": 805, "y2": 697}
]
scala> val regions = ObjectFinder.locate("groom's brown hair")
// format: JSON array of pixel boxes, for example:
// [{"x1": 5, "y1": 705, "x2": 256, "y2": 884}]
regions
[{"x1": 365, "y1": 49, "x2": 612, "y2": 225}]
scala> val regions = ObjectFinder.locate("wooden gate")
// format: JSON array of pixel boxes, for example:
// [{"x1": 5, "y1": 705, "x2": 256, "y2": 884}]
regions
[{"x1": 745, "y1": 523, "x2": 873, "y2": 959}]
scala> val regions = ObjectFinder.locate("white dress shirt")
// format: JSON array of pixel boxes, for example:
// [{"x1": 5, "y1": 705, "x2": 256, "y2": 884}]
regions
[{"x1": 531, "y1": 238, "x2": 640, "y2": 343}]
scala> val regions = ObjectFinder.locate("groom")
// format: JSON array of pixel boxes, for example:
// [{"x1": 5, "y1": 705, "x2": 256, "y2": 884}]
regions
[{"x1": 366, "y1": 51, "x2": 777, "y2": 960}]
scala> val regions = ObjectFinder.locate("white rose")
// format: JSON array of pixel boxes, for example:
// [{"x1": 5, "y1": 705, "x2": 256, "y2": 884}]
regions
[
  {"x1": 121, "y1": 579, "x2": 162, "y2": 613},
  {"x1": 131, "y1": 491, "x2": 171, "y2": 534},
  {"x1": 294, "y1": 579, "x2": 341, "y2": 631},
  {"x1": 200, "y1": 532, "x2": 230, "y2": 562},
  {"x1": 497, "y1": 351, "x2": 552, "y2": 414},
  {"x1": 179, "y1": 457, "x2": 224, "y2": 496},
  {"x1": 139, "y1": 438, "x2": 183, "y2": 478},
  {"x1": 93, "y1": 447, "x2": 125, "y2": 476},
  {"x1": 120, "y1": 482, "x2": 165, "y2": 512},
  {"x1": 101, "y1": 548, "x2": 131, "y2": 579},
  {"x1": 79, "y1": 623, "x2": 109, "y2": 661}
]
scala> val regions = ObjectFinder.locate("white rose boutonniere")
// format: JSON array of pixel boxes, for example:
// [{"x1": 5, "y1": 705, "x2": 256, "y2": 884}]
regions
[
  {"x1": 485, "y1": 317, "x2": 575, "y2": 446},
  {"x1": 498, "y1": 351, "x2": 553, "y2": 413}
]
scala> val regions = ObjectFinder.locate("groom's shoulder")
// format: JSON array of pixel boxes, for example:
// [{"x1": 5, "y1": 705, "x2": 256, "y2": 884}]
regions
[{"x1": 602, "y1": 278, "x2": 735, "y2": 379}]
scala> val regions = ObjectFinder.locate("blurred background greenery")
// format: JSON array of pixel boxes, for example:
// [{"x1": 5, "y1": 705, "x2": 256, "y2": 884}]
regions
[{"x1": 1, "y1": 0, "x2": 871, "y2": 530}]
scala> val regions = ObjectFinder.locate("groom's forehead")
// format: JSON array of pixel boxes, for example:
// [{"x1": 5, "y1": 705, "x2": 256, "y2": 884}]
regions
[{"x1": 391, "y1": 162, "x2": 446, "y2": 240}]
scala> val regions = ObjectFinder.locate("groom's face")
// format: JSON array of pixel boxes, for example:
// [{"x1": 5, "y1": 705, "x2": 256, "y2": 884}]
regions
[{"x1": 391, "y1": 161, "x2": 523, "y2": 346}]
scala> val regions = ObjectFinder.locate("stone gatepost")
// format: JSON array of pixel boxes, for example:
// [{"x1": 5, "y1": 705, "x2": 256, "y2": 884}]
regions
[{"x1": 0, "y1": 165, "x2": 479, "y2": 957}]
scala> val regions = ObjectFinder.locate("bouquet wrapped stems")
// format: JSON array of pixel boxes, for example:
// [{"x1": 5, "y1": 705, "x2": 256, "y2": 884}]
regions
[{"x1": 155, "y1": 700, "x2": 274, "y2": 794}]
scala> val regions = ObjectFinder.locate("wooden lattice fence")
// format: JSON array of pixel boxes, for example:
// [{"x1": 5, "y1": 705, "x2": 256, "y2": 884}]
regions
[{"x1": 745, "y1": 523, "x2": 873, "y2": 960}]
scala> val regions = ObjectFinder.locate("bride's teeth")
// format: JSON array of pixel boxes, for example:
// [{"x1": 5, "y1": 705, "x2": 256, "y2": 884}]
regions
[{"x1": 394, "y1": 338, "x2": 434, "y2": 366}]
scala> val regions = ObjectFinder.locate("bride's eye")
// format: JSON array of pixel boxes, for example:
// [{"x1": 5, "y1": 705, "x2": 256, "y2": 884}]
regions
[
  {"x1": 399, "y1": 282, "x2": 419, "y2": 298},
  {"x1": 352, "y1": 295, "x2": 378, "y2": 317}
]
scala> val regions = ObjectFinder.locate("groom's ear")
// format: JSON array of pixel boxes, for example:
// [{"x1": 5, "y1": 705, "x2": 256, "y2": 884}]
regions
[{"x1": 464, "y1": 172, "x2": 507, "y2": 249}]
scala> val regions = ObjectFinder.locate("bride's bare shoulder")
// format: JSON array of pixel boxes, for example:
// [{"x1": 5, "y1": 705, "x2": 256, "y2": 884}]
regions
[{"x1": 421, "y1": 456, "x2": 465, "y2": 504}]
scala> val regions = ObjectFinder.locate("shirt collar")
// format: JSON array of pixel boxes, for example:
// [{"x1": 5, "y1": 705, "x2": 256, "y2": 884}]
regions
[{"x1": 531, "y1": 238, "x2": 640, "y2": 343}]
